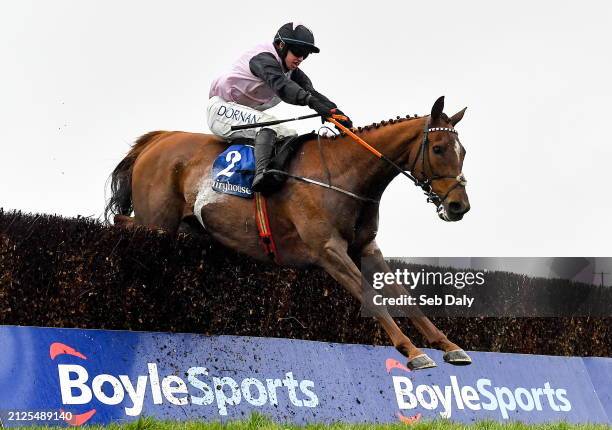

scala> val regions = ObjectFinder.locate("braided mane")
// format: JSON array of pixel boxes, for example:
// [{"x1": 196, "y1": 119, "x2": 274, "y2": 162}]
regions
[{"x1": 327, "y1": 113, "x2": 429, "y2": 139}]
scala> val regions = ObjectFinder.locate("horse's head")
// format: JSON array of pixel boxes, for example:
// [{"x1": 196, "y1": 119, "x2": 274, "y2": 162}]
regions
[{"x1": 410, "y1": 96, "x2": 470, "y2": 222}]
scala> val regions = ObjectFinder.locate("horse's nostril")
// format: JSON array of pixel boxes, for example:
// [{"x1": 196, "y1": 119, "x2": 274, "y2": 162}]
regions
[{"x1": 448, "y1": 201, "x2": 463, "y2": 213}]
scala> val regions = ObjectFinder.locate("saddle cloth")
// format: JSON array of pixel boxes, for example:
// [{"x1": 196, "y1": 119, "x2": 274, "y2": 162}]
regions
[
  {"x1": 211, "y1": 132, "x2": 315, "y2": 199},
  {"x1": 211, "y1": 144, "x2": 255, "y2": 198}
]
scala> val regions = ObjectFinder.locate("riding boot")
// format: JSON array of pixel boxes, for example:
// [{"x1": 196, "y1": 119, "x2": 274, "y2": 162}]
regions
[{"x1": 251, "y1": 128, "x2": 277, "y2": 193}]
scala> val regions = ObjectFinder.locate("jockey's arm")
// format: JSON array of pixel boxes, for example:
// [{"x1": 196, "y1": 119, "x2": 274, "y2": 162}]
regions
[
  {"x1": 249, "y1": 53, "x2": 327, "y2": 107},
  {"x1": 291, "y1": 68, "x2": 351, "y2": 127},
  {"x1": 290, "y1": 68, "x2": 336, "y2": 109}
]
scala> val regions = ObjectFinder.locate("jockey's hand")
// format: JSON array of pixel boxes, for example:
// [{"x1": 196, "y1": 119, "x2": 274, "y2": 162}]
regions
[
  {"x1": 330, "y1": 108, "x2": 353, "y2": 129},
  {"x1": 307, "y1": 95, "x2": 335, "y2": 119}
]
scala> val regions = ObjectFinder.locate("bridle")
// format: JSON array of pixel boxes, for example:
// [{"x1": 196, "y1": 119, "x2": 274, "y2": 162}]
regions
[
  {"x1": 358, "y1": 115, "x2": 467, "y2": 210},
  {"x1": 406, "y1": 117, "x2": 468, "y2": 208}
]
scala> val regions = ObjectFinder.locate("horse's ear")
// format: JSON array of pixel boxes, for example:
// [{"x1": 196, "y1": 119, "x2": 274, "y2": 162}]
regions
[
  {"x1": 450, "y1": 107, "x2": 467, "y2": 126},
  {"x1": 431, "y1": 96, "x2": 445, "y2": 120}
]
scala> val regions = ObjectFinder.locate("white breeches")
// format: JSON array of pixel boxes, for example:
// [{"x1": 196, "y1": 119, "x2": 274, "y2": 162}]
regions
[{"x1": 206, "y1": 96, "x2": 297, "y2": 140}]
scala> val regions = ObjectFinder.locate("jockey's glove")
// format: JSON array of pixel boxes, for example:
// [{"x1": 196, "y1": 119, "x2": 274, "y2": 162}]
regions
[
  {"x1": 308, "y1": 96, "x2": 353, "y2": 129},
  {"x1": 330, "y1": 108, "x2": 353, "y2": 129}
]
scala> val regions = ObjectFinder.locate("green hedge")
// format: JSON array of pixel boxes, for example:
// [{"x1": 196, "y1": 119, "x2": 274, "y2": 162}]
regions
[{"x1": 1, "y1": 209, "x2": 609, "y2": 356}]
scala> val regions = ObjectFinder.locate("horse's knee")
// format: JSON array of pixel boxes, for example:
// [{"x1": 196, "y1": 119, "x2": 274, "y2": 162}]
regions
[{"x1": 320, "y1": 237, "x2": 349, "y2": 258}]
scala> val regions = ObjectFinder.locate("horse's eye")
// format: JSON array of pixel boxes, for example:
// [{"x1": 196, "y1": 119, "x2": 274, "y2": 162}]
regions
[{"x1": 433, "y1": 146, "x2": 444, "y2": 155}]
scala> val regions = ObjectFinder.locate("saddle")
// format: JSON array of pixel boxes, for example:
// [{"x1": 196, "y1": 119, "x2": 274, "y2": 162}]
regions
[
  {"x1": 212, "y1": 132, "x2": 315, "y2": 198},
  {"x1": 235, "y1": 132, "x2": 315, "y2": 177}
]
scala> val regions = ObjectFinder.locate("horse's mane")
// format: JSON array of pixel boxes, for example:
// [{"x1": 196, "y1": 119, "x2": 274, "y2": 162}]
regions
[{"x1": 328, "y1": 112, "x2": 450, "y2": 139}]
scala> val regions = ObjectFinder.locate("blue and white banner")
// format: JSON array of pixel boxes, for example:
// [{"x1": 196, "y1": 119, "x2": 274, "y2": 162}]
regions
[{"x1": 0, "y1": 326, "x2": 609, "y2": 427}]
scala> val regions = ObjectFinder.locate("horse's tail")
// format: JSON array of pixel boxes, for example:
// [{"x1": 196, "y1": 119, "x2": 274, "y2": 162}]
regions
[{"x1": 104, "y1": 131, "x2": 167, "y2": 223}]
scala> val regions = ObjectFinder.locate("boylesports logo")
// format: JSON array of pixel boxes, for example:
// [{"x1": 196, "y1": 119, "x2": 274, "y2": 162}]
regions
[
  {"x1": 386, "y1": 358, "x2": 572, "y2": 421},
  {"x1": 51, "y1": 342, "x2": 319, "y2": 425}
]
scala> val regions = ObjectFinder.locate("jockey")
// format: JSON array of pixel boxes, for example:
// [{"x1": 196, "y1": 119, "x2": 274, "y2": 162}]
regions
[{"x1": 207, "y1": 22, "x2": 353, "y2": 192}]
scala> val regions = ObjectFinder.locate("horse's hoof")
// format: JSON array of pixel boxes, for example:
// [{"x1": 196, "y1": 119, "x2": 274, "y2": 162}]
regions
[
  {"x1": 443, "y1": 349, "x2": 472, "y2": 366},
  {"x1": 407, "y1": 354, "x2": 437, "y2": 371}
]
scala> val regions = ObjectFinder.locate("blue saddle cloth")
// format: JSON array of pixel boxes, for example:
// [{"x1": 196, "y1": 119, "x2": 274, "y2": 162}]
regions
[{"x1": 211, "y1": 144, "x2": 255, "y2": 198}]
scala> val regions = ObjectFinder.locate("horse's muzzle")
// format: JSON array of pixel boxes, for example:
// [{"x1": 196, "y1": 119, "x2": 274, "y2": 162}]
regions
[{"x1": 438, "y1": 199, "x2": 470, "y2": 222}]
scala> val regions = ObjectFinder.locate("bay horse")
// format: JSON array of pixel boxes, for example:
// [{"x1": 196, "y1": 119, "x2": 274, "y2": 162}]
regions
[{"x1": 105, "y1": 96, "x2": 471, "y2": 370}]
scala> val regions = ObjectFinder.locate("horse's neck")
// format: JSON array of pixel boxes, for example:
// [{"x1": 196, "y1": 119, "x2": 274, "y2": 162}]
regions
[{"x1": 315, "y1": 118, "x2": 426, "y2": 199}]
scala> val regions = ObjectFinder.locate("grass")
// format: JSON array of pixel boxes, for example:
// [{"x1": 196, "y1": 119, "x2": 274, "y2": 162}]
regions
[{"x1": 9, "y1": 414, "x2": 610, "y2": 430}]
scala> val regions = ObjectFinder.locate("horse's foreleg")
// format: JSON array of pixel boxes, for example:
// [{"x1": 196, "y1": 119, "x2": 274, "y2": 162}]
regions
[
  {"x1": 318, "y1": 236, "x2": 437, "y2": 370},
  {"x1": 360, "y1": 241, "x2": 472, "y2": 366}
]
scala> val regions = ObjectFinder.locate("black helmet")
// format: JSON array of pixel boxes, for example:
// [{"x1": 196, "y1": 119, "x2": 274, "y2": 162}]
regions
[{"x1": 274, "y1": 22, "x2": 320, "y2": 54}]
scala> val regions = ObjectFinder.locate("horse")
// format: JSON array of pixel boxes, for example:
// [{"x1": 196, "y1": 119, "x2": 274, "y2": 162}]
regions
[{"x1": 105, "y1": 96, "x2": 471, "y2": 370}]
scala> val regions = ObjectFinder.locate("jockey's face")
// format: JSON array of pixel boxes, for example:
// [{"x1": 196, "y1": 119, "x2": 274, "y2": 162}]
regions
[{"x1": 285, "y1": 49, "x2": 305, "y2": 70}]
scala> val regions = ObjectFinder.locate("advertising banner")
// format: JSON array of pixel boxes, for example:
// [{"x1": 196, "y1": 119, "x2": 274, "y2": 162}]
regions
[{"x1": 0, "y1": 325, "x2": 609, "y2": 427}]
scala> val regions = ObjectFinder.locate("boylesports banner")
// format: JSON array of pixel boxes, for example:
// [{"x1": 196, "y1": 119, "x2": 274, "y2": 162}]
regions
[{"x1": 0, "y1": 326, "x2": 609, "y2": 426}]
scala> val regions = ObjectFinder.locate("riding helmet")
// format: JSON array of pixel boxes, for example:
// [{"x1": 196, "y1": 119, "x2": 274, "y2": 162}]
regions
[{"x1": 274, "y1": 22, "x2": 320, "y2": 54}]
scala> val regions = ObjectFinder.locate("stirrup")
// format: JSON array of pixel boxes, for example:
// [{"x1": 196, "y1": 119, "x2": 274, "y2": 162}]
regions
[{"x1": 252, "y1": 169, "x2": 282, "y2": 193}]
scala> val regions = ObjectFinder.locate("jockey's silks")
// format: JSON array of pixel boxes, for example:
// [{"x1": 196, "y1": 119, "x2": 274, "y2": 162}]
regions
[{"x1": 209, "y1": 42, "x2": 292, "y2": 111}]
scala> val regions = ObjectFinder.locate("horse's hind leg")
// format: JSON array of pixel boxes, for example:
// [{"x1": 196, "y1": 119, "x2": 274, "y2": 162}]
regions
[
  {"x1": 360, "y1": 241, "x2": 472, "y2": 366},
  {"x1": 317, "y1": 236, "x2": 436, "y2": 370},
  {"x1": 132, "y1": 188, "x2": 184, "y2": 236}
]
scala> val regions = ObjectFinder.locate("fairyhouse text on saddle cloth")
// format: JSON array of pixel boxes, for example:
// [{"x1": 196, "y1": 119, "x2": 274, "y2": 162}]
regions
[{"x1": 359, "y1": 257, "x2": 612, "y2": 318}]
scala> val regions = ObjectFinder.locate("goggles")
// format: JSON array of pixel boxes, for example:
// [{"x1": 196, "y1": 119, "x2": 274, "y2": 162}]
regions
[{"x1": 288, "y1": 45, "x2": 311, "y2": 59}]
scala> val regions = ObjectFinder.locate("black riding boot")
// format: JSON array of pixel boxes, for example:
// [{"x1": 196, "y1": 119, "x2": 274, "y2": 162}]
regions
[{"x1": 251, "y1": 128, "x2": 277, "y2": 193}]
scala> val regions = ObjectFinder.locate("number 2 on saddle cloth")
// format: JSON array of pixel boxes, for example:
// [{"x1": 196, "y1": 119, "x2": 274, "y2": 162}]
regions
[{"x1": 211, "y1": 144, "x2": 256, "y2": 198}]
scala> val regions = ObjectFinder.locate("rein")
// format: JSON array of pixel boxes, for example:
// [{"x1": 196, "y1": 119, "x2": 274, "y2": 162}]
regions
[
  {"x1": 328, "y1": 115, "x2": 467, "y2": 208},
  {"x1": 256, "y1": 114, "x2": 467, "y2": 208}
]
